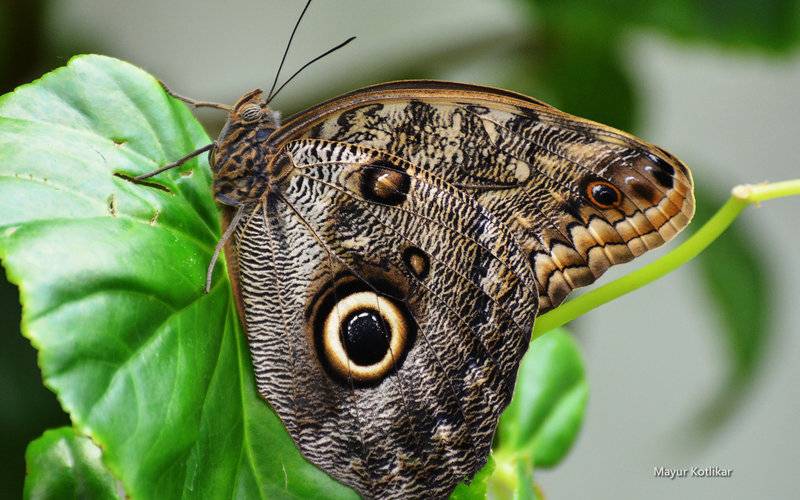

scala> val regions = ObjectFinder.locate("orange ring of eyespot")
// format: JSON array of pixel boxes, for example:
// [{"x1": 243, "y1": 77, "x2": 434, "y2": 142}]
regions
[
  {"x1": 321, "y1": 291, "x2": 409, "y2": 383},
  {"x1": 585, "y1": 180, "x2": 623, "y2": 209}
]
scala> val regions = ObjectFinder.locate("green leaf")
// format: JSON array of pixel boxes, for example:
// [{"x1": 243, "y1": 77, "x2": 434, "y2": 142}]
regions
[
  {"x1": 505, "y1": 9, "x2": 640, "y2": 133},
  {"x1": 689, "y1": 183, "x2": 772, "y2": 432},
  {"x1": 497, "y1": 329, "x2": 588, "y2": 467},
  {"x1": 509, "y1": 0, "x2": 800, "y2": 137},
  {"x1": 449, "y1": 455, "x2": 495, "y2": 500},
  {"x1": 488, "y1": 329, "x2": 588, "y2": 497},
  {"x1": 0, "y1": 55, "x2": 355, "y2": 499},
  {"x1": 524, "y1": 0, "x2": 800, "y2": 53},
  {"x1": 24, "y1": 427, "x2": 120, "y2": 500},
  {"x1": 529, "y1": 32, "x2": 638, "y2": 132}
]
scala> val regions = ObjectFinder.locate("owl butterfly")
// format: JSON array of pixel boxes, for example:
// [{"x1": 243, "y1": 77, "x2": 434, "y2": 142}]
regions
[{"x1": 141, "y1": 11, "x2": 693, "y2": 500}]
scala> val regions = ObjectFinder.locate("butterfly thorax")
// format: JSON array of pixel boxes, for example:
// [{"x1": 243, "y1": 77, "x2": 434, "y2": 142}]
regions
[{"x1": 210, "y1": 89, "x2": 282, "y2": 206}]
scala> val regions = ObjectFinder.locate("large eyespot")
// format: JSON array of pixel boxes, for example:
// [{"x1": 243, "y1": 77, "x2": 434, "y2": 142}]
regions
[
  {"x1": 585, "y1": 180, "x2": 622, "y2": 209},
  {"x1": 309, "y1": 275, "x2": 417, "y2": 386},
  {"x1": 317, "y1": 290, "x2": 414, "y2": 385},
  {"x1": 239, "y1": 104, "x2": 263, "y2": 123}
]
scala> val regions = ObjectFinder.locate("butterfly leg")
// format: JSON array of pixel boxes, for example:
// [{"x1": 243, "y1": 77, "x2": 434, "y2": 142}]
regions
[
  {"x1": 135, "y1": 143, "x2": 214, "y2": 180},
  {"x1": 205, "y1": 204, "x2": 247, "y2": 293}
]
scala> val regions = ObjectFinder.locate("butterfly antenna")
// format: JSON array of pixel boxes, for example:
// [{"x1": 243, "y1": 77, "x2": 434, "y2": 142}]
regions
[
  {"x1": 266, "y1": 0, "x2": 313, "y2": 101},
  {"x1": 266, "y1": 36, "x2": 356, "y2": 104}
]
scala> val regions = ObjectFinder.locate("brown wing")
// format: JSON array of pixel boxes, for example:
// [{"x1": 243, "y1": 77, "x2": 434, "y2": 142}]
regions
[
  {"x1": 236, "y1": 140, "x2": 538, "y2": 498},
  {"x1": 237, "y1": 81, "x2": 694, "y2": 497},
  {"x1": 272, "y1": 80, "x2": 695, "y2": 311}
]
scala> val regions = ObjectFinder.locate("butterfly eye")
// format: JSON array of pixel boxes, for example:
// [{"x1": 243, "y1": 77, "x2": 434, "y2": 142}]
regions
[
  {"x1": 585, "y1": 180, "x2": 622, "y2": 209},
  {"x1": 239, "y1": 104, "x2": 263, "y2": 123},
  {"x1": 319, "y1": 291, "x2": 413, "y2": 384}
]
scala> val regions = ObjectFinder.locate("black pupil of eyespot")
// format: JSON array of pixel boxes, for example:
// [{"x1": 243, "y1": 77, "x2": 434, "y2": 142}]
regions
[
  {"x1": 342, "y1": 310, "x2": 390, "y2": 366},
  {"x1": 591, "y1": 183, "x2": 618, "y2": 206}
]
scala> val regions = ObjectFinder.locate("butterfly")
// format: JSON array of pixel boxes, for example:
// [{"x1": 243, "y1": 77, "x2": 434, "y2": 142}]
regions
[{"x1": 138, "y1": 4, "x2": 694, "y2": 499}]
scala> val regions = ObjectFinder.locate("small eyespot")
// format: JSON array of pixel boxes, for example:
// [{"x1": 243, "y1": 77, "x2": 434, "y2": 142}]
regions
[
  {"x1": 585, "y1": 180, "x2": 622, "y2": 209},
  {"x1": 239, "y1": 104, "x2": 263, "y2": 123},
  {"x1": 360, "y1": 159, "x2": 410, "y2": 206},
  {"x1": 402, "y1": 246, "x2": 430, "y2": 280}
]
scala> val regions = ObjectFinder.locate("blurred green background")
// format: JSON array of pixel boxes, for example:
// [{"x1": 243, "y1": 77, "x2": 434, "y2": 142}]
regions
[{"x1": 1, "y1": 0, "x2": 799, "y2": 498}]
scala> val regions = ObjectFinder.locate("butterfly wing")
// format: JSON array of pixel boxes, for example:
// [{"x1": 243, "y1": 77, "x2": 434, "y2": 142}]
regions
[
  {"x1": 232, "y1": 81, "x2": 694, "y2": 498},
  {"x1": 273, "y1": 80, "x2": 695, "y2": 311},
  {"x1": 235, "y1": 140, "x2": 537, "y2": 498}
]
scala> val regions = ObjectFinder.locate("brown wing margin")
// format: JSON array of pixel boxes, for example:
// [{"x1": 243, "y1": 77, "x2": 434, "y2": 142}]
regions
[{"x1": 271, "y1": 80, "x2": 557, "y2": 146}]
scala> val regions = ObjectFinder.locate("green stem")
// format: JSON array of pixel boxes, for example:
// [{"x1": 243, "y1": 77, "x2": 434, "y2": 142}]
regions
[
  {"x1": 488, "y1": 450, "x2": 520, "y2": 498},
  {"x1": 532, "y1": 179, "x2": 800, "y2": 338}
]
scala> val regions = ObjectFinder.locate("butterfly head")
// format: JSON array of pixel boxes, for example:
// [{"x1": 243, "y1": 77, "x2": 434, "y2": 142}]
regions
[{"x1": 210, "y1": 89, "x2": 281, "y2": 206}]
